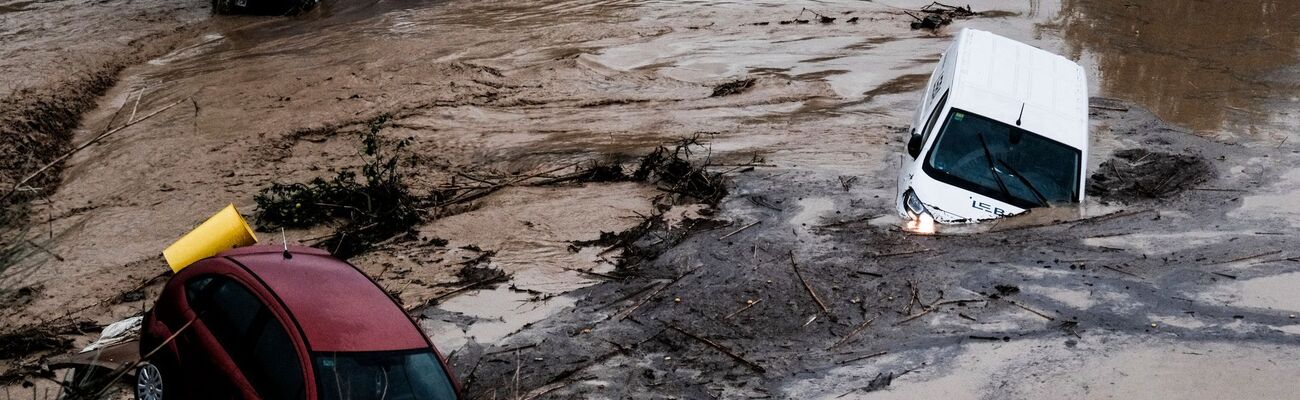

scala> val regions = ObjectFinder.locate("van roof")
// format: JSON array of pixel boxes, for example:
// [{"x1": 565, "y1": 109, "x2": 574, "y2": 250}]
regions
[{"x1": 949, "y1": 28, "x2": 1088, "y2": 149}]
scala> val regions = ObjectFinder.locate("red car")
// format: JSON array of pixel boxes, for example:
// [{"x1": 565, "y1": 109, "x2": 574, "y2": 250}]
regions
[{"x1": 136, "y1": 245, "x2": 461, "y2": 399}]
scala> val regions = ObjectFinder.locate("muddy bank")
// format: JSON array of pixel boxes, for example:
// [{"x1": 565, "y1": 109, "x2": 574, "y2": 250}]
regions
[{"x1": 450, "y1": 100, "x2": 1299, "y2": 399}]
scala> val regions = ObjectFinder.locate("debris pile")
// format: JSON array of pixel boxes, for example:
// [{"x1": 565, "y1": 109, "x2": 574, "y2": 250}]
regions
[
  {"x1": 0, "y1": 319, "x2": 99, "y2": 385},
  {"x1": 255, "y1": 114, "x2": 422, "y2": 258},
  {"x1": 907, "y1": 2, "x2": 979, "y2": 30},
  {"x1": 632, "y1": 135, "x2": 729, "y2": 205},
  {"x1": 710, "y1": 78, "x2": 756, "y2": 97},
  {"x1": 1087, "y1": 149, "x2": 1212, "y2": 201}
]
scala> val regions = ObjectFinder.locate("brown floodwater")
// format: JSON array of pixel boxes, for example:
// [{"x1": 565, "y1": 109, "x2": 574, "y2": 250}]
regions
[{"x1": 1053, "y1": 0, "x2": 1300, "y2": 136}]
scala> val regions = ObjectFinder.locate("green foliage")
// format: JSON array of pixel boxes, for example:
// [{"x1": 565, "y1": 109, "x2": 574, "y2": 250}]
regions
[{"x1": 254, "y1": 114, "x2": 420, "y2": 258}]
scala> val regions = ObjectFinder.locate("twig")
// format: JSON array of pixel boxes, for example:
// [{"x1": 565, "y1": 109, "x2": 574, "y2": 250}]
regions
[
  {"x1": 872, "y1": 249, "x2": 932, "y2": 259},
  {"x1": 486, "y1": 343, "x2": 539, "y2": 356},
  {"x1": 128, "y1": 87, "x2": 145, "y2": 123},
  {"x1": 22, "y1": 240, "x2": 64, "y2": 262},
  {"x1": 665, "y1": 323, "x2": 765, "y2": 373},
  {"x1": 830, "y1": 316, "x2": 876, "y2": 349},
  {"x1": 89, "y1": 317, "x2": 196, "y2": 398},
  {"x1": 1099, "y1": 264, "x2": 1143, "y2": 278},
  {"x1": 1067, "y1": 209, "x2": 1152, "y2": 229},
  {"x1": 723, "y1": 299, "x2": 762, "y2": 320},
  {"x1": 789, "y1": 251, "x2": 830, "y2": 315},
  {"x1": 1004, "y1": 298, "x2": 1055, "y2": 321},
  {"x1": 563, "y1": 267, "x2": 622, "y2": 280},
  {"x1": 1211, "y1": 271, "x2": 1237, "y2": 280},
  {"x1": 903, "y1": 280, "x2": 919, "y2": 314},
  {"x1": 404, "y1": 275, "x2": 508, "y2": 311},
  {"x1": 1190, "y1": 187, "x2": 1246, "y2": 192},
  {"x1": 899, "y1": 298, "x2": 984, "y2": 325},
  {"x1": 719, "y1": 221, "x2": 761, "y2": 240},
  {"x1": 3, "y1": 98, "x2": 188, "y2": 202},
  {"x1": 1214, "y1": 250, "x2": 1282, "y2": 265},
  {"x1": 836, "y1": 351, "x2": 888, "y2": 365},
  {"x1": 615, "y1": 266, "x2": 698, "y2": 320},
  {"x1": 1087, "y1": 104, "x2": 1130, "y2": 112},
  {"x1": 512, "y1": 350, "x2": 522, "y2": 400}
]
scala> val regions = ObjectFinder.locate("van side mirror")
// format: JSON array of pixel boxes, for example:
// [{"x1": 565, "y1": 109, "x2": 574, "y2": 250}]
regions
[{"x1": 907, "y1": 134, "x2": 923, "y2": 158}]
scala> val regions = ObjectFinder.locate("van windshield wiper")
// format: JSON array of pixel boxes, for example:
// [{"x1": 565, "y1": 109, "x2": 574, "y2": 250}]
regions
[
  {"x1": 996, "y1": 159, "x2": 1050, "y2": 207},
  {"x1": 976, "y1": 132, "x2": 1012, "y2": 200}
]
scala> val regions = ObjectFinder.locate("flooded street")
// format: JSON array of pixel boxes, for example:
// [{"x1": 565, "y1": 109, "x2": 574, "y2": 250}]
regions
[{"x1": 2, "y1": 0, "x2": 1299, "y2": 398}]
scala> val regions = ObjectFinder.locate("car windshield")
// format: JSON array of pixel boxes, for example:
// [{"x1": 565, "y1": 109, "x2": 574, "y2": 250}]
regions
[
  {"x1": 314, "y1": 349, "x2": 457, "y2": 400},
  {"x1": 923, "y1": 108, "x2": 1081, "y2": 209}
]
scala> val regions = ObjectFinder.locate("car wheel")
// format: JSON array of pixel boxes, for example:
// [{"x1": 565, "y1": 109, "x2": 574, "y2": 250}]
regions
[{"x1": 135, "y1": 361, "x2": 166, "y2": 400}]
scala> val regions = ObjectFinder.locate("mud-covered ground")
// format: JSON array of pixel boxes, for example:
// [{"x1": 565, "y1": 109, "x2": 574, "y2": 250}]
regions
[{"x1": 2, "y1": 0, "x2": 1300, "y2": 398}]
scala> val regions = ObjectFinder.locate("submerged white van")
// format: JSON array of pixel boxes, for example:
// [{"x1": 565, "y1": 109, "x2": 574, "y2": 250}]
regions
[{"x1": 896, "y1": 28, "x2": 1088, "y2": 230}]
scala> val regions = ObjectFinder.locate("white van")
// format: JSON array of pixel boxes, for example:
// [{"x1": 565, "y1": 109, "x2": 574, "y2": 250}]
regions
[{"x1": 896, "y1": 28, "x2": 1088, "y2": 229}]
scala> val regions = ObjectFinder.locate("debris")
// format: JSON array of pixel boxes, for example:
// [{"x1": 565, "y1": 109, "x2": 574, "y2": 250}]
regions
[
  {"x1": 837, "y1": 371, "x2": 900, "y2": 397},
  {"x1": 255, "y1": 114, "x2": 421, "y2": 258},
  {"x1": 830, "y1": 316, "x2": 876, "y2": 348},
  {"x1": 404, "y1": 271, "x2": 508, "y2": 311},
  {"x1": 789, "y1": 251, "x2": 831, "y2": 315},
  {"x1": 906, "y1": 2, "x2": 978, "y2": 30},
  {"x1": 1214, "y1": 250, "x2": 1282, "y2": 265},
  {"x1": 719, "y1": 220, "x2": 761, "y2": 240},
  {"x1": 615, "y1": 266, "x2": 699, "y2": 321},
  {"x1": 0, "y1": 319, "x2": 97, "y2": 360},
  {"x1": 710, "y1": 78, "x2": 756, "y2": 97},
  {"x1": 632, "y1": 135, "x2": 730, "y2": 205},
  {"x1": 1099, "y1": 264, "x2": 1143, "y2": 278},
  {"x1": 1211, "y1": 272, "x2": 1238, "y2": 280},
  {"x1": 836, "y1": 350, "x2": 887, "y2": 365},
  {"x1": 665, "y1": 323, "x2": 765, "y2": 373},
  {"x1": 1088, "y1": 149, "x2": 1212, "y2": 201},
  {"x1": 80, "y1": 316, "x2": 142, "y2": 353},
  {"x1": 1005, "y1": 298, "x2": 1055, "y2": 321},
  {"x1": 723, "y1": 299, "x2": 762, "y2": 320},
  {"x1": 993, "y1": 284, "x2": 1020, "y2": 297}
]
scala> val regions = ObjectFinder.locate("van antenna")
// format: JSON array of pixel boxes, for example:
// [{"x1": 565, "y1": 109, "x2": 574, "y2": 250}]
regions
[
  {"x1": 1015, "y1": 103, "x2": 1025, "y2": 126},
  {"x1": 281, "y1": 228, "x2": 292, "y2": 260}
]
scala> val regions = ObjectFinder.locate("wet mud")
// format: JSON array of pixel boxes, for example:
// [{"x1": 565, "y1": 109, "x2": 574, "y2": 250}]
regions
[{"x1": 1, "y1": 0, "x2": 1299, "y2": 398}]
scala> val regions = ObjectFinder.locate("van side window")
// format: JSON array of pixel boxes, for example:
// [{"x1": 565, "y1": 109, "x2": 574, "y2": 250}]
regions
[
  {"x1": 921, "y1": 90, "x2": 950, "y2": 143},
  {"x1": 192, "y1": 277, "x2": 306, "y2": 399}
]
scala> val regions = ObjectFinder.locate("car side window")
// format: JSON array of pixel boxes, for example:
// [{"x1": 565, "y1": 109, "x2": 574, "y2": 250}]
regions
[
  {"x1": 191, "y1": 276, "x2": 306, "y2": 399},
  {"x1": 184, "y1": 276, "x2": 215, "y2": 306},
  {"x1": 921, "y1": 90, "x2": 949, "y2": 144}
]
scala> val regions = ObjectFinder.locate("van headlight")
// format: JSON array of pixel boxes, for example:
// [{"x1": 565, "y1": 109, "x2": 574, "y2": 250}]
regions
[
  {"x1": 903, "y1": 189, "x2": 936, "y2": 234},
  {"x1": 904, "y1": 189, "x2": 928, "y2": 216}
]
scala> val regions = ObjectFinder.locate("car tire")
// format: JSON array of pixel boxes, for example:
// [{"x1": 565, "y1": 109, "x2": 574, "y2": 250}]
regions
[{"x1": 134, "y1": 360, "x2": 171, "y2": 400}]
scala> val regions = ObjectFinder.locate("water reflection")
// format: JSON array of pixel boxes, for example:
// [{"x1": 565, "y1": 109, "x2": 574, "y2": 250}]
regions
[{"x1": 1053, "y1": 0, "x2": 1300, "y2": 134}]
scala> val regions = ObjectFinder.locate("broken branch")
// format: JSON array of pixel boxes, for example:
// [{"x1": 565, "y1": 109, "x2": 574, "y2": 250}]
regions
[
  {"x1": 665, "y1": 323, "x2": 765, "y2": 373},
  {"x1": 789, "y1": 251, "x2": 830, "y2": 315}
]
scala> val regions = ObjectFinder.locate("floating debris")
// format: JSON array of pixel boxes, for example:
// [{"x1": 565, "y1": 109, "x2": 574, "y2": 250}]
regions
[
  {"x1": 710, "y1": 78, "x2": 756, "y2": 97},
  {"x1": 1088, "y1": 149, "x2": 1212, "y2": 201},
  {"x1": 907, "y1": 2, "x2": 979, "y2": 30}
]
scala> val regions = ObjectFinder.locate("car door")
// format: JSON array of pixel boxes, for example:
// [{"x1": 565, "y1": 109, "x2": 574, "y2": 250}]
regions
[{"x1": 189, "y1": 275, "x2": 308, "y2": 399}]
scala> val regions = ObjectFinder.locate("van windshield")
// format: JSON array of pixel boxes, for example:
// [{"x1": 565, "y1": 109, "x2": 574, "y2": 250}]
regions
[
  {"x1": 922, "y1": 108, "x2": 1080, "y2": 209},
  {"x1": 314, "y1": 349, "x2": 457, "y2": 400}
]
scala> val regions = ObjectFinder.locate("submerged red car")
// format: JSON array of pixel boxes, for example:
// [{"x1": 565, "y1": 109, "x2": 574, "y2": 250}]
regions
[{"x1": 136, "y1": 245, "x2": 460, "y2": 399}]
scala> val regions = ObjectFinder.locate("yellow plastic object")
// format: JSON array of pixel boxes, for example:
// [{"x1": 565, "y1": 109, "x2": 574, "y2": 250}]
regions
[{"x1": 162, "y1": 204, "x2": 258, "y2": 272}]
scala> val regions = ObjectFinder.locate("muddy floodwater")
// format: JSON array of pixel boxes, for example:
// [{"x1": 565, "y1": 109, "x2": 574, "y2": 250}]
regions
[{"x1": 2, "y1": 0, "x2": 1299, "y2": 398}]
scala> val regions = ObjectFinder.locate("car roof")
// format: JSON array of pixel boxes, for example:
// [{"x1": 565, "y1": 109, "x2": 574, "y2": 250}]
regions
[
  {"x1": 949, "y1": 28, "x2": 1088, "y2": 150},
  {"x1": 218, "y1": 245, "x2": 429, "y2": 353}
]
